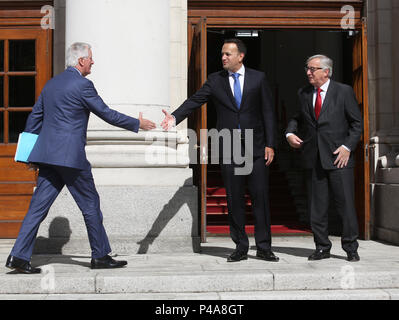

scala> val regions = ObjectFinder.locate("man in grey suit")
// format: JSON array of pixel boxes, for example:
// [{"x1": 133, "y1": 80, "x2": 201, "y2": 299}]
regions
[
  {"x1": 286, "y1": 54, "x2": 363, "y2": 262},
  {"x1": 6, "y1": 42, "x2": 156, "y2": 274}
]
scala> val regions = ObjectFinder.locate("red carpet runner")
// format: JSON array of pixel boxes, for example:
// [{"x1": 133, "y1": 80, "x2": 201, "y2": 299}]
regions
[
  {"x1": 206, "y1": 163, "x2": 311, "y2": 235},
  {"x1": 207, "y1": 224, "x2": 312, "y2": 235}
]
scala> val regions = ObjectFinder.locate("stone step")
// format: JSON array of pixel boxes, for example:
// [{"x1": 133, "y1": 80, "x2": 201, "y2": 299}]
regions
[
  {"x1": 2, "y1": 264, "x2": 399, "y2": 295},
  {"x1": 2, "y1": 237, "x2": 399, "y2": 299},
  {"x1": 0, "y1": 289, "x2": 398, "y2": 300}
]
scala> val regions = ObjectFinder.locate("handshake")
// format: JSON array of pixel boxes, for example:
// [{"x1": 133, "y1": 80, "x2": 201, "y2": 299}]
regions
[{"x1": 138, "y1": 109, "x2": 176, "y2": 131}]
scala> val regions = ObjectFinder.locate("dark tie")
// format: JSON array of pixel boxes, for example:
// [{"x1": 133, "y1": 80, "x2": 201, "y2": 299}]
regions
[
  {"x1": 315, "y1": 87, "x2": 322, "y2": 120},
  {"x1": 232, "y1": 73, "x2": 242, "y2": 109}
]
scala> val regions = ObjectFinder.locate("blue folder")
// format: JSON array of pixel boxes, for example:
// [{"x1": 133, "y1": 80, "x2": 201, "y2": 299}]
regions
[{"x1": 14, "y1": 132, "x2": 39, "y2": 163}]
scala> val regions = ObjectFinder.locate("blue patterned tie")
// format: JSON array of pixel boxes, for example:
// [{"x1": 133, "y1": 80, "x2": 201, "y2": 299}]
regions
[{"x1": 232, "y1": 73, "x2": 242, "y2": 109}]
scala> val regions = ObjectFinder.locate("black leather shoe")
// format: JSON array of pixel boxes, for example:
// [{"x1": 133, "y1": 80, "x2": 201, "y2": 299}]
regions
[
  {"x1": 227, "y1": 250, "x2": 248, "y2": 262},
  {"x1": 256, "y1": 249, "x2": 279, "y2": 262},
  {"x1": 308, "y1": 249, "x2": 331, "y2": 261},
  {"x1": 5, "y1": 255, "x2": 41, "y2": 274},
  {"x1": 91, "y1": 255, "x2": 127, "y2": 269},
  {"x1": 347, "y1": 251, "x2": 360, "y2": 262}
]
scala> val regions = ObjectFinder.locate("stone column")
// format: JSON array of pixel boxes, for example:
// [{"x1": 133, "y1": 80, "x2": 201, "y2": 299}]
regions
[
  {"x1": 35, "y1": 0, "x2": 199, "y2": 255},
  {"x1": 369, "y1": 0, "x2": 399, "y2": 166},
  {"x1": 368, "y1": 0, "x2": 399, "y2": 245},
  {"x1": 66, "y1": 0, "x2": 172, "y2": 170}
]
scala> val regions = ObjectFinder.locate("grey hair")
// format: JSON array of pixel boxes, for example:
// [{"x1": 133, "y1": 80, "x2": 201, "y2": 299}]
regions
[
  {"x1": 66, "y1": 42, "x2": 91, "y2": 67},
  {"x1": 306, "y1": 54, "x2": 333, "y2": 78}
]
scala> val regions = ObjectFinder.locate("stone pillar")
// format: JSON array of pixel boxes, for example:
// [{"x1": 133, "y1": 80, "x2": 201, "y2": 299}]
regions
[
  {"x1": 35, "y1": 0, "x2": 200, "y2": 255},
  {"x1": 368, "y1": 0, "x2": 399, "y2": 245},
  {"x1": 368, "y1": 0, "x2": 399, "y2": 140}
]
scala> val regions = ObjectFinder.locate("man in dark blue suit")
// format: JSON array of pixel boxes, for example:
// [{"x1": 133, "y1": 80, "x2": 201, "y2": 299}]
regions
[
  {"x1": 161, "y1": 39, "x2": 278, "y2": 263},
  {"x1": 6, "y1": 42, "x2": 156, "y2": 274}
]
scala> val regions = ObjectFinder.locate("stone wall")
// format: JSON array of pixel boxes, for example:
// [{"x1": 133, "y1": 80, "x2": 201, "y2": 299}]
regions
[{"x1": 368, "y1": 0, "x2": 399, "y2": 244}]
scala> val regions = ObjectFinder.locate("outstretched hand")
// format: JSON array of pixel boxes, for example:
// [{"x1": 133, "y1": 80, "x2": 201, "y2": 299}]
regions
[
  {"x1": 139, "y1": 112, "x2": 156, "y2": 131},
  {"x1": 161, "y1": 109, "x2": 176, "y2": 131}
]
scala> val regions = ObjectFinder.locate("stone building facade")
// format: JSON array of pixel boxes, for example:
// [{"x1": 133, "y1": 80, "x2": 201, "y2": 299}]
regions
[{"x1": 0, "y1": 0, "x2": 398, "y2": 253}]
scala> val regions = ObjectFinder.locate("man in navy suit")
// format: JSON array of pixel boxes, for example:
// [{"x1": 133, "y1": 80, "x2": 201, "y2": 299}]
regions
[
  {"x1": 6, "y1": 42, "x2": 156, "y2": 273},
  {"x1": 162, "y1": 39, "x2": 279, "y2": 263}
]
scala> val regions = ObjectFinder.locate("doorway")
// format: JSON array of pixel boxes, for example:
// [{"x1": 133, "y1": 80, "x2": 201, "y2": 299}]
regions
[
  {"x1": 187, "y1": 0, "x2": 369, "y2": 242},
  {"x1": 0, "y1": 26, "x2": 52, "y2": 238},
  {"x1": 204, "y1": 29, "x2": 355, "y2": 236}
]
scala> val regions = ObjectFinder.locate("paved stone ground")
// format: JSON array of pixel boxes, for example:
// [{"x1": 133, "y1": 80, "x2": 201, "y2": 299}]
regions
[{"x1": 0, "y1": 236, "x2": 399, "y2": 300}]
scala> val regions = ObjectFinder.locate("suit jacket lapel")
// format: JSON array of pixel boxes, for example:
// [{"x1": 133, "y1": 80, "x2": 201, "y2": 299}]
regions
[
  {"x1": 239, "y1": 68, "x2": 250, "y2": 111},
  {"x1": 305, "y1": 86, "x2": 316, "y2": 122},
  {"x1": 318, "y1": 80, "x2": 335, "y2": 120},
  {"x1": 221, "y1": 71, "x2": 239, "y2": 111}
]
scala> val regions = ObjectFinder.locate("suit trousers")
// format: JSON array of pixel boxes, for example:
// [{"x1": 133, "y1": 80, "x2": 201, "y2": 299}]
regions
[
  {"x1": 11, "y1": 164, "x2": 111, "y2": 261},
  {"x1": 307, "y1": 156, "x2": 359, "y2": 253},
  {"x1": 221, "y1": 156, "x2": 272, "y2": 253}
]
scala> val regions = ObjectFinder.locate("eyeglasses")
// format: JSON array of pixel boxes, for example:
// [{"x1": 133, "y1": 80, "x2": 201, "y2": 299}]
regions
[{"x1": 304, "y1": 66, "x2": 323, "y2": 73}]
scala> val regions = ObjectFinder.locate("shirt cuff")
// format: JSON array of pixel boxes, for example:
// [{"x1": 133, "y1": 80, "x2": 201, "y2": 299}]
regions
[
  {"x1": 286, "y1": 133, "x2": 294, "y2": 139},
  {"x1": 342, "y1": 145, "x2": 351, "y2": 152}
]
